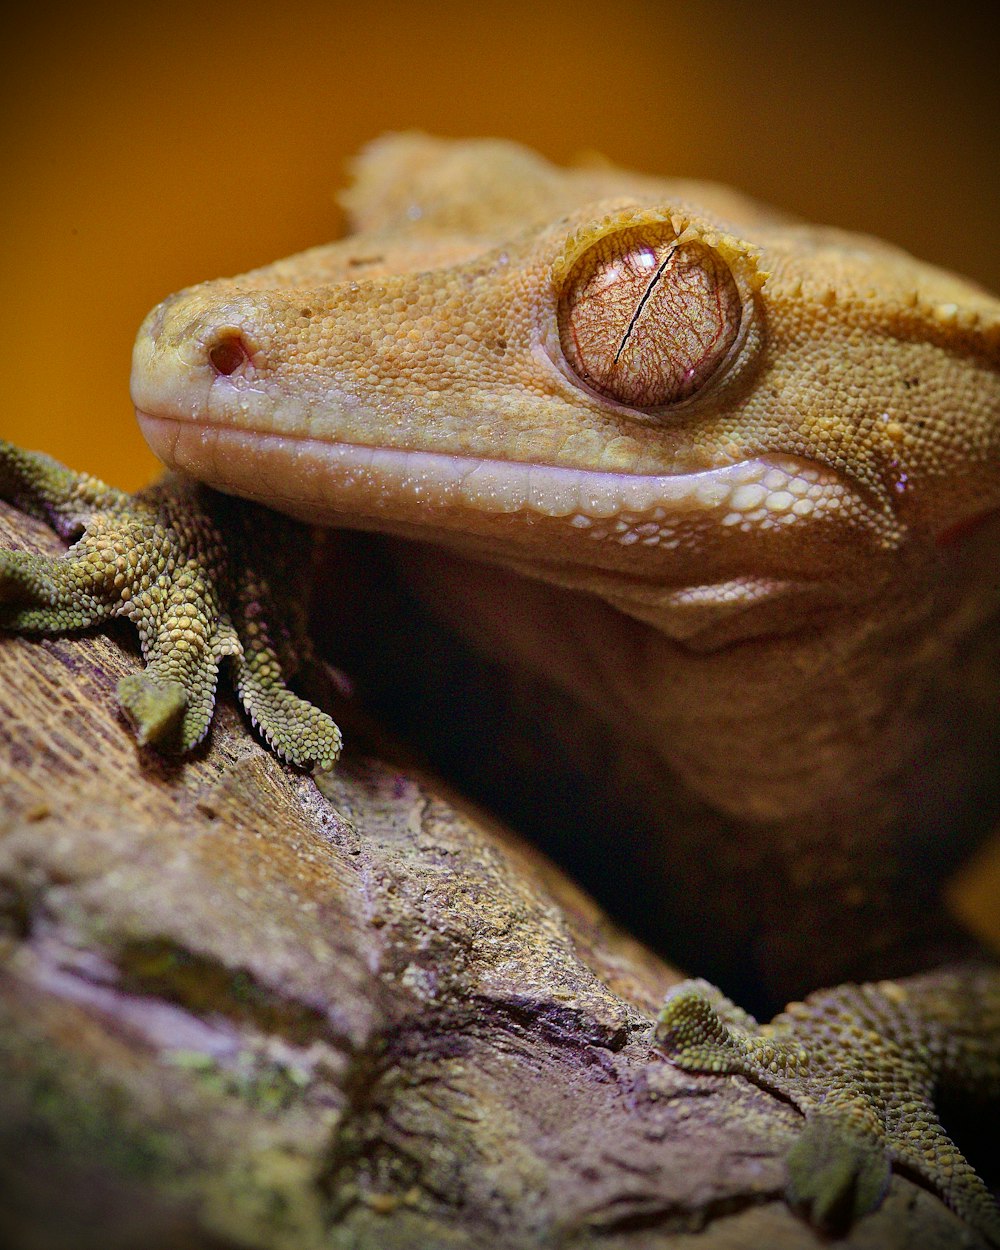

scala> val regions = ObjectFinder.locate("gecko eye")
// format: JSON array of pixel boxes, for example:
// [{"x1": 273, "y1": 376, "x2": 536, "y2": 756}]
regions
[
  {"x1": 208, "y1": 333, "x2": 250, "y2": 376},
  {"x1": 557, "y1": 227, "x2": 742, "y2": 409}
]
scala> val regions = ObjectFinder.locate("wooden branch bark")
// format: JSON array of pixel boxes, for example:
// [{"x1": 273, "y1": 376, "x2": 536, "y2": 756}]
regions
[{"x1": 0, "y1": 498, "x2": 984, "y2": 1250}]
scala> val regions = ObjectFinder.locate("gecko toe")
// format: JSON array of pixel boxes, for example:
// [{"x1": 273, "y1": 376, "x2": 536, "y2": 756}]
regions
[
  {"x1": 2, "y1": 443, "x2": 345, "y2": 766},
  {"x1": 655, "y1": 973, "x2": 1000, "y2": 1243}
]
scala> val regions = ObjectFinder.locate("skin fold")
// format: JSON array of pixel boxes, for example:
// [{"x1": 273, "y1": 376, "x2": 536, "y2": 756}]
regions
[{"x1": 2, "y1": 135, "x2": 999, "y2": 1241}]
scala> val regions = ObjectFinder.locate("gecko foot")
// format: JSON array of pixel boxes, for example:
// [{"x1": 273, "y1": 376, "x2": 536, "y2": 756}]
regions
[
  {"x1": 655, "y1": 970, "x2": 1000, "y2": 1243},
  {"x1": 0, "y1": 439, "x2": 342, "y2": 768}
]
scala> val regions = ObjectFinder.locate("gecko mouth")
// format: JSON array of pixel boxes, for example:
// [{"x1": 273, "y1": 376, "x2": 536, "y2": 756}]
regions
[{"x1": 137, "y1": 412, "x2": 901, "y2": 579}]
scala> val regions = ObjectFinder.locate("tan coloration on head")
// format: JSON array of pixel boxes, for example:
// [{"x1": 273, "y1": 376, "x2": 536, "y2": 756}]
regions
[{"x1": 132, "y1": 136, "x2": 1000, "y2": 641}]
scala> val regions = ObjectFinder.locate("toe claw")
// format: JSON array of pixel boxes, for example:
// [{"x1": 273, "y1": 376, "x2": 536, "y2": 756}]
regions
[
  {"x1": 785, "y1": 1114, "x2": 891, "y2": 1235},
  {"x1": 117, "y1": 674, "x2": 189, "y2": 747}
]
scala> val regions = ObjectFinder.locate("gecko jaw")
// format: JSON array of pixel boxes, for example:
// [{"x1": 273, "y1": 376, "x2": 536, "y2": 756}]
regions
[{"x1": 138, "y1": 411, "x2": 897, "y2": 549}]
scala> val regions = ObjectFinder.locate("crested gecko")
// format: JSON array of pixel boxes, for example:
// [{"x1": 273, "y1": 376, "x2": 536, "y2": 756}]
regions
[{"x1": 1, "y1": 135, "x2": 999, "y2": 1241}]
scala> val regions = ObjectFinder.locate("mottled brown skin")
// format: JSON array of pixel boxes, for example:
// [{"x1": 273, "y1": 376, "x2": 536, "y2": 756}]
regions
[{"x1": 1, "y1": 136, "x2": 999, "y2": 1240}]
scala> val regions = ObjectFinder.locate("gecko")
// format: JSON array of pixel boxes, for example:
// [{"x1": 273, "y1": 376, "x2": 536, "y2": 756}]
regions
[{"x1": 1, "y1": 134, "x2": 999, "y2": 1242}]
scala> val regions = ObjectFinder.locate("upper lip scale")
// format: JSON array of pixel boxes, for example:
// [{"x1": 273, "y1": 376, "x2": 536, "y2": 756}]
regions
[{"x1": 136, "y1": 411, "x2": 888, "y2": 539}]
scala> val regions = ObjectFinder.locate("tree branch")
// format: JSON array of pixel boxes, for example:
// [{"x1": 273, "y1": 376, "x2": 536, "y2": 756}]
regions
[{"x1": 0, "y1": 498, "x2": 981, "y2": 1249}]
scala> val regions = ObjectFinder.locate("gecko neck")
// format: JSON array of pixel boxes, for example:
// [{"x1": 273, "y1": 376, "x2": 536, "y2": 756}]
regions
[
  {"x1": 536, "y1": 522, "x2": 1000, "y2": 837},
  {"x1": 409, "y1": 544, "x2": 994, "y2": 828},
  {"x1": 630, "y1": 578, "x2": 998, "y2": 841}
]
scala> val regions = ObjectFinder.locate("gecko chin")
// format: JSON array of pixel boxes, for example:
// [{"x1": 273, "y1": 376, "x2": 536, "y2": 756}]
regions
[{"x1": 137, "y1": 411, "x2": 902, "y2": 612}]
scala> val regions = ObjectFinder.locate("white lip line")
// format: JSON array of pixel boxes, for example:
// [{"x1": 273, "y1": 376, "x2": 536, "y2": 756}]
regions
[{"x1": 137, "y1": 411, "x2": 873, "y2": 530}]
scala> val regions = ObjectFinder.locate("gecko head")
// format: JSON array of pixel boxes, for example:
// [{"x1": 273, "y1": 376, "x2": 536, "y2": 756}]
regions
[{"x1": 132, "y1": 146, "x2": 1000, "y2": 644}]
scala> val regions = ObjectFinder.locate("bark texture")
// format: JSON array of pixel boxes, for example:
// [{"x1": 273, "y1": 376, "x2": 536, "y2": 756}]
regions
[{"x1": 0, "y1": 498, "x2": 985, "y2": 1250}]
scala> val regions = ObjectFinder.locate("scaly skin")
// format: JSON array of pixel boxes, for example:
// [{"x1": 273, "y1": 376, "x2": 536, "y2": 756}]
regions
[
  {"x1": 2, "y1": 136, "x2": 1000, "y2": 1239},
  {"x1": 0, "y1": 441, "x2": 340, "y2": 768},
  {"x1": 658, "y1": 968, "x2": 1000, "y2": 1241}
]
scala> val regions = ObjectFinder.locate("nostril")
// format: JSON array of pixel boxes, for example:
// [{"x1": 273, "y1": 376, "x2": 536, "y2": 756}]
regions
[{"x1": 208, "y1": 333, "x2": 250, "y2": 376}]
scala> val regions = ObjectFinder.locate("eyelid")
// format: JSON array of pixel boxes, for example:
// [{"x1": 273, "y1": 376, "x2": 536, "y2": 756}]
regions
[{"x1": 551, "y1": 205, "x2": 765, "y2": 288}]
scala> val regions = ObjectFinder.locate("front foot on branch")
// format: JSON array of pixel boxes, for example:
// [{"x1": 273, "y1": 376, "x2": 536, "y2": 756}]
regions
[
  {"x1": 0, "y1": 439, "x2": 342, "y2": 769},
  {"x1": 655, "y1": 965, "x2": 1000, "y2": 1243}
]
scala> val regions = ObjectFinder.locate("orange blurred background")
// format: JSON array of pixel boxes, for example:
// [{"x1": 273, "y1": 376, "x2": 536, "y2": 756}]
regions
[
  {"x1": 3, "y1": 2, "x2": 998, "y2": 487},
  {"x1": 2, "y1": 1, "x2": 999, "y2": 939}
]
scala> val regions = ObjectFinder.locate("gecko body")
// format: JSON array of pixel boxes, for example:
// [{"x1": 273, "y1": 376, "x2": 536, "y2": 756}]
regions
[{"x1": 2, "y1": 135, "x2": 999, "y2": 1241}]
